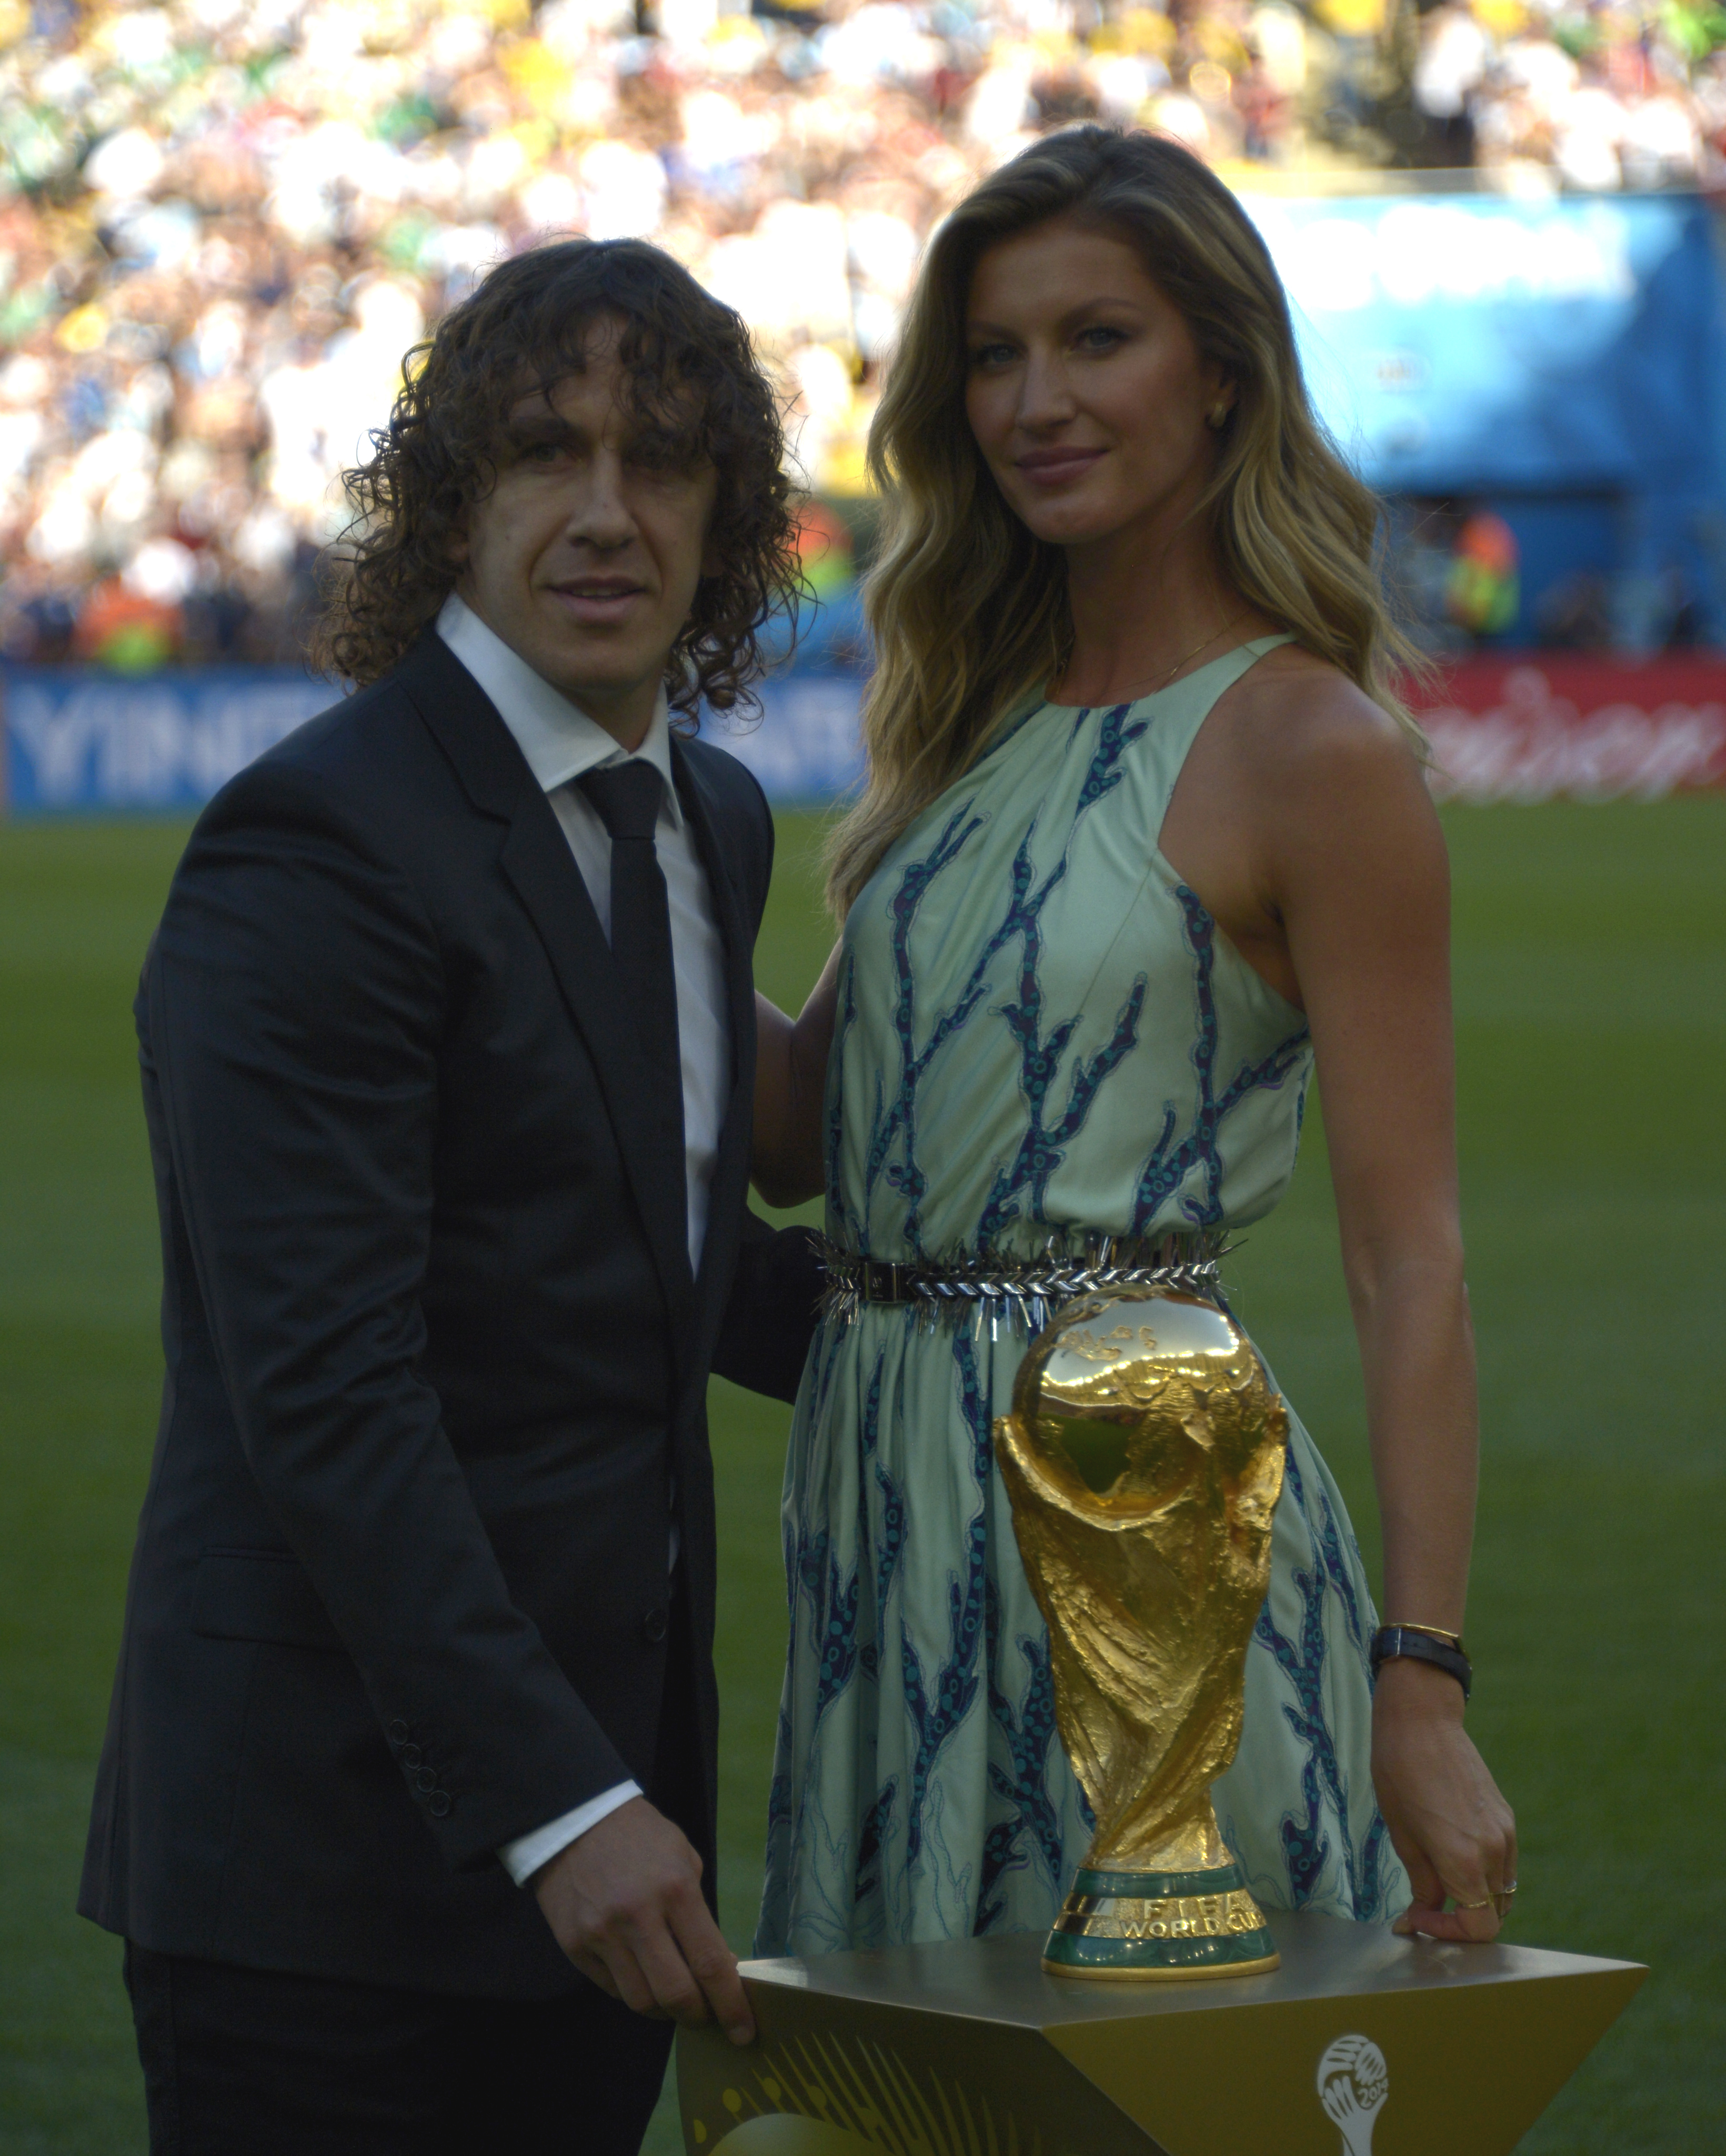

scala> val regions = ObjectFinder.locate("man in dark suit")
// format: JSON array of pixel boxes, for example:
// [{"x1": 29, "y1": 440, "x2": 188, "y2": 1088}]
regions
[{"x1": 79, "y1": 238, "x2": 821, "y2": 2153}]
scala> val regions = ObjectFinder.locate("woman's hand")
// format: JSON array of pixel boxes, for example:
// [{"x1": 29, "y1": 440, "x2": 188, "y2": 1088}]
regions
[
  {"x1": 752, "y1": 942, "x2": 844, "y2": 1209},
  {"x1": 1372, "y1": 1657, "x2": 1517, "y2": 1942}
]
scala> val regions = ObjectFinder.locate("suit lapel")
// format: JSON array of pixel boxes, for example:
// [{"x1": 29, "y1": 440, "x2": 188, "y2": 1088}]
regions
[{"x1": 401, "y1": 635, "x2": 695, "y2": 1337}]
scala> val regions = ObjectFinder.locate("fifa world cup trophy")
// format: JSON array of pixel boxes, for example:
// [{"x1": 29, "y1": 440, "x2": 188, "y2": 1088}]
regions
[{"x1": 995, "y1": 1284, "x2": 1287, "y2": 1978}]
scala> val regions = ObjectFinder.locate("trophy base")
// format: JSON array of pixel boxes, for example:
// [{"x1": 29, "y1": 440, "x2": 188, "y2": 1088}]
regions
[
  {"x1": 680, "y1": 1917, "x2": 1648, "y2": 2154},
  {"x1": 1042, "y1": 1862, "x2": 1281, "y2": 1981}
]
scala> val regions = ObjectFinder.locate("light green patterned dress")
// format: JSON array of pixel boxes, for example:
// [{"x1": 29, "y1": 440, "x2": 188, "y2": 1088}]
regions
[{"x1": 756, "y1": 638, "x2": 1409, "y2": 1957}]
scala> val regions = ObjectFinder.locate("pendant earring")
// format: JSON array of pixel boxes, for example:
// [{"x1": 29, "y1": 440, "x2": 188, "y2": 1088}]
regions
[{"x1": 1208, "y1": 400, "x2": 1232, "y2": 430}]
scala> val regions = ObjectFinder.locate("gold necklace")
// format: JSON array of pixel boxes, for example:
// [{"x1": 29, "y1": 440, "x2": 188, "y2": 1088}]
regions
[{"x1": 1086, "y1": 612, "x2": 1250, "y2": 705}]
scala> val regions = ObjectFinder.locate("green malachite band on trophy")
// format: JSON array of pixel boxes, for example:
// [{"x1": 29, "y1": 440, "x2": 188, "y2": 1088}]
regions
[
  {"x1": 1044, "y1": 1857, "x2": 1279, "y2": 1978},
  {"x1": 1071, "y1": 1864, "x2": 1248, "y2": 1900},
  {"x1": 1042, "y1": 1924, "x2": 1280, "y2": 1974}
]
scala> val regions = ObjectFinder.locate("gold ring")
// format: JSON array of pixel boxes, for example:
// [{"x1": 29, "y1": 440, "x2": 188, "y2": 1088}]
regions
[{"x1": 1454, "y1": 1897, "x2": 1494, "y2": 1911}]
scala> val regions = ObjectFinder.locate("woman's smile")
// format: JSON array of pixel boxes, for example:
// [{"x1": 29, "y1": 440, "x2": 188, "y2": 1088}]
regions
[{"x1": 1013, "y1": 445, "x2": 1108, "y2": 487}]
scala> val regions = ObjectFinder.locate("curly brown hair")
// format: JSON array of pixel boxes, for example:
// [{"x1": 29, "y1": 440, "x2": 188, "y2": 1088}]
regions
[{"x1": 310, "y1": 237, "x2": 804, "y2": 718}]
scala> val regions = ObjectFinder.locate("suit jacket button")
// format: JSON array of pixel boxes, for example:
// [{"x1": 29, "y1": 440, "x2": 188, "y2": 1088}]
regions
[
  {"x1": 642, "y1": 1605, "x2": 669, "y2": 1644},
  {"x1": 387, "y1": 1720, "x2": 409, "y2": 1743},
  {"x1": 428, "y1": 1792, "x2": 452, "y2": 1818},
  {"x1": 415, "y1": 1768, "x2": 437, "y2": 1793},
  {"x1": 400, "y1": 1744, "x2": 423, "y2": 1768}
]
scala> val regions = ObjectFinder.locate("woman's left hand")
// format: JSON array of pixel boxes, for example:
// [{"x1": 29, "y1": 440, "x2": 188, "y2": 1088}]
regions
[{"x1": 1371, "y1": 1657, "x2": 1518, "y2": 1942}]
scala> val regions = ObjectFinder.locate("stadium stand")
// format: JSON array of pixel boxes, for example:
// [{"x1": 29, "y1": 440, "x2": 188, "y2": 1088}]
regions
[{"x1": 0, "y1": 0, "x2": 1722, "y2": 670}]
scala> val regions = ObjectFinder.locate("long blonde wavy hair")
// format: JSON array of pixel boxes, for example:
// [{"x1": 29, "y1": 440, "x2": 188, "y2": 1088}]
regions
[{"x1": 826, "y1": 126, "x2": 1426, "y2": 916}]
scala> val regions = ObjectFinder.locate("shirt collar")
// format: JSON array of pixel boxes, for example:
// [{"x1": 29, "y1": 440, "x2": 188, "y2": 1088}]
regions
[{"x1": 436, "y1": 592, "x2": 681, "y2": 826}]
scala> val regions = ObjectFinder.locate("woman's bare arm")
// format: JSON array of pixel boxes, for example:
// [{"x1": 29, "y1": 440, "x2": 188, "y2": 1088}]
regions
[
  {"x1": 753, "y1": 942, "x2": 844, "y2": 1209},
  {"x1": 1257, "y1": 680, "x2": 1517, "y2": 1943}
]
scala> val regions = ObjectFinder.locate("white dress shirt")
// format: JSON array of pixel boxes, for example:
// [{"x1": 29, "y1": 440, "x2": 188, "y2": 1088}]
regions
[{"x1": 436, "y1": 593, "x2": 730, "y2": 1885}]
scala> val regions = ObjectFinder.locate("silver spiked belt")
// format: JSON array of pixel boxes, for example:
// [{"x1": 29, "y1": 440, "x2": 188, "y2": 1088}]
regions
[{"x1": 815, "y1": 1227, "x2": 1229, "y2": 1339}]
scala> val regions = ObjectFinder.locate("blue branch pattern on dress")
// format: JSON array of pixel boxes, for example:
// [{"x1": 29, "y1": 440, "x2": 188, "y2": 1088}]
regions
[
  {"x1": 762, "y1": 1323, "x2": 849, "y2": 1879},
  {"x1": 1247, "y1": 1447, "x2": 1392, "y2": 1919},
  {"x1": 860, "y1": 1352, "x2": 905, "y2": 1692},
  {"x1": 858, "y1": 802, "x2": 989, "y2": 1253},
  {"x1": 1130, "y1": 886, "x2": 1310, "y2": 1233},
  {"x1": 898, "y1": 1333, "x2": 992, "y2": 1869},
  {"x1": 977, "y1": 1578, "x2": 1071, "y2": 1934},
  {"x1": 837, "y1": 700, "x2": 1156, "y2": 1258},
  {"x1": 762, "y1": 640, "x2": 1409, "y2": 1955}
]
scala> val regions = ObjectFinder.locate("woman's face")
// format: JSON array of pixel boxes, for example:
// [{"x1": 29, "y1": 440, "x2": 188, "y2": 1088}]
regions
[{"x1": 964, "y1": 217, "x2": 1230, "y2": 553}]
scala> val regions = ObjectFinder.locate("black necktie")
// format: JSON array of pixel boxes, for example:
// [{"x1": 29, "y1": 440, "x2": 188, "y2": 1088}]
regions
[{"x1": 577, "y1": 760, "x2": 685, "y2": 1152}]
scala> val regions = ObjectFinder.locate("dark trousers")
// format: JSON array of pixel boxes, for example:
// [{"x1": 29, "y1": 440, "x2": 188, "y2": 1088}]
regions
[
  {"x1": 127, "y1": 1594, "x2": 704, "y2": 2155},
  {"x1": 124, "y1": 1947, "x2": 675, "y2": 2155}
]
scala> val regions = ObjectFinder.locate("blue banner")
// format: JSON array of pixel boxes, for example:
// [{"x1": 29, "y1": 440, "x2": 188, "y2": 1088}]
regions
[
  {"x1": 2, "y1": 664, "x2": 863, "y2": 814},
  {"x1": 1250, "y1": 192, "x2": 1721, "y2": 497},
  {"x1": 706, "y1": 673, "x2": 865, "y2": 803},
  {"x1": 3, "y1": 667, "x2": 333, "y2": 815}
]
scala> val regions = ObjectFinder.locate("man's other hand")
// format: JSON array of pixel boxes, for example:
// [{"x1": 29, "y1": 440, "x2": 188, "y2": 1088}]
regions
[{"x1": 531, "y1": 1796, "x2": 756, "y2": 2046}]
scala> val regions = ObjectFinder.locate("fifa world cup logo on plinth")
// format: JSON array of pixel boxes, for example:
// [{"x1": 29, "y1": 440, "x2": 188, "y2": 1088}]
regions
[
  {"x1": 1316, "y1": 2034, "x2": 1390, "y2": 2154},
  {"x1": 995, "y1": 1284, "x2": 1287, "y2": 1979}
]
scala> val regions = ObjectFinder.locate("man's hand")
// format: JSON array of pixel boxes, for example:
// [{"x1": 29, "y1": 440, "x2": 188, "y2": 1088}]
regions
[{"x1": 531, "y1": 1797, "x2": 756, "y2": 2045}]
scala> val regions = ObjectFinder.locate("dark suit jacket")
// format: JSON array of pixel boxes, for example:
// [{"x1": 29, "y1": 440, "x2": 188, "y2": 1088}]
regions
[{"x1": 78, "y1": 633, "x2": 820, "y2": 1999}]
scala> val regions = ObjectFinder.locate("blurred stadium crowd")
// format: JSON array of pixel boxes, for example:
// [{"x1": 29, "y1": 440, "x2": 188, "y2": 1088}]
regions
[{"x1": 0, "y1": 0, "x2": 1722, "y2": 668}]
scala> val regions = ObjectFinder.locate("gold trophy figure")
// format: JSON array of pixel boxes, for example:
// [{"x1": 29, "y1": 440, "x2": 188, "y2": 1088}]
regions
[{"x1": 995, "y1": 1284, "x2": 1287, "y2": 1979}]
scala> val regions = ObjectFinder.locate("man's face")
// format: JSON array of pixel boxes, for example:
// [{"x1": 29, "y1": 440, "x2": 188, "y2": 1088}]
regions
[{"x1": 454, "y1": 321, "x2": 719, "y2": 746}]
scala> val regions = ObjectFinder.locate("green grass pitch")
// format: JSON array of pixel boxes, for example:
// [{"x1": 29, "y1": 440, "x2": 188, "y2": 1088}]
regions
[{"x1": 1, "y1": 800, "x2": 1720, "y2": 2152}]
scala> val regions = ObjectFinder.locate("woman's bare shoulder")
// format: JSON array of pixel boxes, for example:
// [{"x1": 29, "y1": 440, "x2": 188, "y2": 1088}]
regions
[{"x1": 1225, "y1": 644, "x2": 1426, "y2": 797}]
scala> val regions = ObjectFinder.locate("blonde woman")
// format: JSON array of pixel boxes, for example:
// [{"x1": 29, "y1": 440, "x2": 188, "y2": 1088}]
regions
[{"x1": 752, "y1": 129, "x2": 1514, "y2": 1957}]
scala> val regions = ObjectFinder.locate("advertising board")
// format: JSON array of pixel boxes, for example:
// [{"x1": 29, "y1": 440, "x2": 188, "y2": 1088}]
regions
[{"x1": 5, "y1": 656, "x2": 1723, "y2": 815}]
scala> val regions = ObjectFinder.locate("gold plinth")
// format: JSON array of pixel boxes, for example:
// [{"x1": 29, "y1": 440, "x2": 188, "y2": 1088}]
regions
[{"x1": 677, "y1": 1917, "x2": 1645, "y2": 2155}]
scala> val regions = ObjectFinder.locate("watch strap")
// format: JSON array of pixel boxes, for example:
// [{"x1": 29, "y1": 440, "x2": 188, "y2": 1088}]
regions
[{"x1": 1370, "y1": 1623, "x2": 1473, "y2": 1702}]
